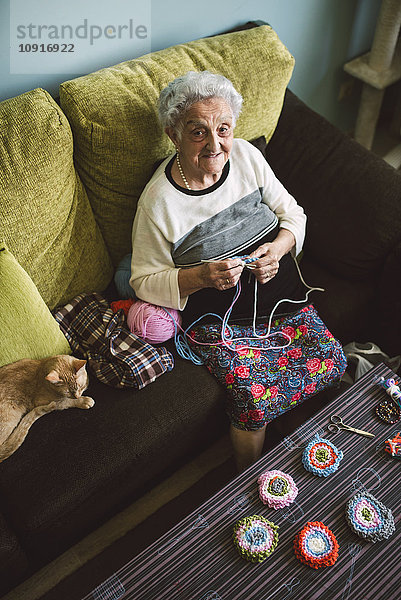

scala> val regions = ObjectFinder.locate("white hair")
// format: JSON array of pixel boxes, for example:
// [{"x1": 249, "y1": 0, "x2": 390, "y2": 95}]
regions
[{"x1": 158, "y1": 71, "x2": 243, "y2": 135}]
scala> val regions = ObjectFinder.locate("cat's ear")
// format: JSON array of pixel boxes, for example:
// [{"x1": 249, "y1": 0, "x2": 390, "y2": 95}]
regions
[
  {"x1": 45, "y1": 370, "x2": 62, "y2": 384},
  {"x1": 74, "y1": 360, "x2": 88, "y2": 386},
  {"x1": 74, "y1": 359, "x2": 87, "y2": 373}
]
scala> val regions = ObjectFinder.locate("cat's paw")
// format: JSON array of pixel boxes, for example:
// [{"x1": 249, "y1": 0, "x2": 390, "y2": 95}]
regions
[{"x1": 79, "y1": 396, "x2": 95, "y2": 409}]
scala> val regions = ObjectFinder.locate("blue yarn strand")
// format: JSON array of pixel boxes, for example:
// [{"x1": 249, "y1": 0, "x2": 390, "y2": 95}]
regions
[
  {"x1": 164, "y1": 308, "x2": 233, "y2": 366},
  {"x1": 154, "y1": 257, "x2": 324, "y2": 366}
]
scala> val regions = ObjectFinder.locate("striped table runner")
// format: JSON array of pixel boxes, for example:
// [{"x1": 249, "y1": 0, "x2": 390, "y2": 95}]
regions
[{"x1": 84, "y1": 364, "x2": 400, "y2": 600}]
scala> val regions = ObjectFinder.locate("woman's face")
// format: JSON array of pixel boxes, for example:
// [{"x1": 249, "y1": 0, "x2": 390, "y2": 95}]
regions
[{"x1": 167, "y1": 97, "x2": 234, "y2": 179}]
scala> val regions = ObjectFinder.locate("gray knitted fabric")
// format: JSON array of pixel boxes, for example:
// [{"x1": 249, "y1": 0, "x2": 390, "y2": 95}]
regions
[{"x1": 345, "y1": 491, "x2": 395, "y2": 542}]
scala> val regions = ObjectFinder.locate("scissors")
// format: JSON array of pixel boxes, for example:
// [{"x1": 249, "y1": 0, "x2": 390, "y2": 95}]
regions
[{"x1": 328, "y1": 415, "x2": 375, "y2": 438}]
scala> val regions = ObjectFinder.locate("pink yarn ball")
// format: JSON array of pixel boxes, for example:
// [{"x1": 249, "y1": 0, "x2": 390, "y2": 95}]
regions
[{"x1": 127, "y1": 300, "x2": 182, "y2": 343}]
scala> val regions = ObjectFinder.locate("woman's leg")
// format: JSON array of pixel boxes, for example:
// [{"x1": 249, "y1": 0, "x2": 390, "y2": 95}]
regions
[{"x1": 230, "y1": 424, "x2": 267, "y2": 472}]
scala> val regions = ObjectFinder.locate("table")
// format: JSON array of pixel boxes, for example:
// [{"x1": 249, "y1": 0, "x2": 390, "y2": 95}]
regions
[{"x1": 83, "y1": 364, "x2": 400, "y2": 600}]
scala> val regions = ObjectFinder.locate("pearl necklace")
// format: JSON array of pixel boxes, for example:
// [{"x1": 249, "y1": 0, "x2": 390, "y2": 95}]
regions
[{"x1": 176, "y1": 153, "x2": 192, "y2": 190}]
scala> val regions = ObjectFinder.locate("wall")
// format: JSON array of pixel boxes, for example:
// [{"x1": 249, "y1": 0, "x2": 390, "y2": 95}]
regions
[{"x1": 1, "y1": 0, "x2": 381, "y2": 131}]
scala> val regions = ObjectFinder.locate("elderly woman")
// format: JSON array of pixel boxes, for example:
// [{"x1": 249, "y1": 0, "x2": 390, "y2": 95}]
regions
[{"x1": 130, "y1": 71, "x2": 307, "y2": 471}]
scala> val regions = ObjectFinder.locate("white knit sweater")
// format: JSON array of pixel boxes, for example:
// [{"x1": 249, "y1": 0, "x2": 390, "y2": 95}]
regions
[{"x1": 130, "y1": 139, "x2": 306, "y2": 310}]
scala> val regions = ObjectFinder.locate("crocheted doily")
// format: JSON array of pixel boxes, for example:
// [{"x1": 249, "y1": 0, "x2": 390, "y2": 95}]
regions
[
  {"x1": 294, "y1": 521, "x2": 339, "y2": 568},
  {"x1": 345, "y1": 491, "x2": 396, "y2": 542},
  {"x1": 302, "y1": 435, "x2": 343, "y2": 477},
  {"x1": 233, "y1": 515, "x2": 279, "y2": 562},
  {"x1": 258, "y1": 470, "x2": 298, "y2": 509},
  {"x1": 384, "y1": 431, "x2": 401, "y2": 458},
  {"x1": 376, "y1": 399, "x2": 400, "y2": 424}
]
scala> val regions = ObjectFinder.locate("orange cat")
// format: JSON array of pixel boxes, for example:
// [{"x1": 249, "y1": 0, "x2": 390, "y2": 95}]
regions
[{"x1": 0, "y1": 355, "x2": 94, "y2": 462}]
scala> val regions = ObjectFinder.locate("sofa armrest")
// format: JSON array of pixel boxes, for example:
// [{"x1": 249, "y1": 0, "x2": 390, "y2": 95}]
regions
[
  {"x1": 265, "y1": 90, "x2": 401, "y2": 283},
  {"x1": 0, "y1": 512, "x2": 29, "y2": 595}
]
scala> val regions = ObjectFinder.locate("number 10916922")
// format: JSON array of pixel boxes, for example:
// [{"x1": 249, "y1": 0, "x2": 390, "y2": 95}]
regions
[{"x1": 18, "y1": 43, "x2": 74, "y2": 52}]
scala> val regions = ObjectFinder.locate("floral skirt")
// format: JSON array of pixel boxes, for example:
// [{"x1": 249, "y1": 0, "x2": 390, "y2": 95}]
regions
[{"x1": 189, "y1": 305, "x2": 347, "y2": 431}]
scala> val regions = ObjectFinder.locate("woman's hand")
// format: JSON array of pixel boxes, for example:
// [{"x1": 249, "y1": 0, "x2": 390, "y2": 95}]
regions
[
  {"x1": 200, "y1": 258, "x2": 244, "y2": 291},
  {"x1": 247, "y1": 243, "x2": 280, "y2": 284},
  {"x1": 248, "y1": 229, "x2": 296, "y2": 285},
  {"x1": 178, "y1": 258, "x2": 244, "y2": 298}
]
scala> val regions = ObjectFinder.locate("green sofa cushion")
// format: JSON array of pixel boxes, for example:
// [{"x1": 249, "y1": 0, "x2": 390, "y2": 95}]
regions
[
  {"x1": 0, "y1": 244, "x2": 71, "y2": 367},
  {"x1": 0, "y1": 88, "x2": 113, "y2": 310},
  {"x1": 59, "y1": 25, "x2": 294, "y2": 265}
]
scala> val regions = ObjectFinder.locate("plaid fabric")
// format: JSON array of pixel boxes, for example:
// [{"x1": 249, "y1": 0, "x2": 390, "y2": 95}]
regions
[{"x1": 54, "y1": 293, "x2": 174, "y2": 389}]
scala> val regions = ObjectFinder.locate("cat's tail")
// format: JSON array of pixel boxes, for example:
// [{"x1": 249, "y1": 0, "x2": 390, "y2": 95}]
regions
[{"x1": 0, "y1": 403, "x2": 56, "y2": 463}]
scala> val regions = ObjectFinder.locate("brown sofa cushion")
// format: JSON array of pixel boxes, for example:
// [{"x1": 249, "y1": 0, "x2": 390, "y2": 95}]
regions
[{"x1": 265, "y1": 90, "x2": 401, "y2": 284}]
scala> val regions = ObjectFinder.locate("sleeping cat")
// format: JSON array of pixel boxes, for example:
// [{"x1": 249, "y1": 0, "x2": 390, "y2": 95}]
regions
[{"x1": 0, "y1": 355, "x2": 94, "y2": 463}]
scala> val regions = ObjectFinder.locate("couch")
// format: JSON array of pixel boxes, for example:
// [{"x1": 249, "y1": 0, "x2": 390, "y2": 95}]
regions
[{"x1": 1, "y1": 21, "x2": 400, "y2": 596}]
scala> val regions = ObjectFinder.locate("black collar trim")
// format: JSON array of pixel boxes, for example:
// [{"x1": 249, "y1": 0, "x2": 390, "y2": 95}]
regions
[{"x1": 165, "y1": 154, "x2": 230, "y2": 196}]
